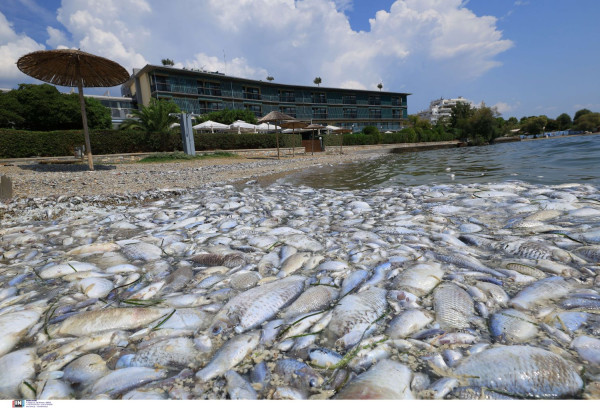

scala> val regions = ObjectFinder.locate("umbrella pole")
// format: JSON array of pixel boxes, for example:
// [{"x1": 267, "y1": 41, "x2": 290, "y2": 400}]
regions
[
  {"x1": 292, "y1": 125, "x2": 295, "y2": 157},
  {"x1": 276, "y1": 121, "x2": 280, "y2": 159},
  {"x1": 77, "y1": 76, "x2": 94, "y2": 171}
]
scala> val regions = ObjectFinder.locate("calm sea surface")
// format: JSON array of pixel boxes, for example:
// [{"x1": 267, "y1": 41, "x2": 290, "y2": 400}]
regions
[{"x1": 279, "y1": 135, "x2": 600, "y2": 190}]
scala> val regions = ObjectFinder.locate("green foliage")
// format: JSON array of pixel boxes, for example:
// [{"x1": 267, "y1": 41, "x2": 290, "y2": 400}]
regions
[
  {"x1": 120, "y1": 98, "x2": 180, "y2": 133},
  {"x1": 573, "y1": 112, "x2": 600, "y2": 131},
  {"x1": 139, "y1": 151, "x2": 238, "y2": 163},
  {"x1": 322, "y1": 127, "x2": 456, "y2": 147},
  {"x1": 0, "y1": 84, "x2": 111, "y2": 131},
  {"x1": 545, "y1": 118, "x2": 559, "y2": 131},
  {"x1": 161, "y1": 58, "x2": 175, "y2": 66},
  {"x1": 266, "y1": 76, "x2": 274, "y2": 82},
  {"x1": 313, "y1": 77, "x2": 322, "y2": 87},
  {"x1": 450, "y1": 101, "x2": 474, "y2": 129},
  {"x1": 0, "y1": 128, "x2": 302, "y2": 158},
  {"x1": 449, "y1": 104, "x2": 501, "y2": 145},
  {"x1": 574, "y1": 109, "x2": 592, "y2": 122},
  {"x1": 198, "y1": 108, "x2": 257, "y2": 125},
  {"x1": 555, "y1": 113, "x2": 572, "y2": 130},
  {"x1": 522, "y1": 116, "x2": 548, "y2": 136}
]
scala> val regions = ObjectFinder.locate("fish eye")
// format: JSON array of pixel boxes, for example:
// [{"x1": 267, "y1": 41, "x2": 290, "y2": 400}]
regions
[
  {"x1": 309, "y1": 378, "x2": 317, "y2": 387},
  {"x1": 211, "y1": 325, "x2": 222, "y2": 335}
]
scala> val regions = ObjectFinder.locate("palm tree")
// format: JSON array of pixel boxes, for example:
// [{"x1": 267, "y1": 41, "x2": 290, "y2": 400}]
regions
[
  {"x1": 377, "y1": 82, "x2": 383, "y2": 91},
  {"x1": 313, "y1": 77, "x2": 322, "y2": 87},
  {"x1": 120, "y1": 98, "x2": 180, "y2": 133},
  {"x1": 161, "y1": 58, "x2": 175, "y2": 66},
  {"x1": 266, "y1": 76, "x2": 274, "y2": 82}
]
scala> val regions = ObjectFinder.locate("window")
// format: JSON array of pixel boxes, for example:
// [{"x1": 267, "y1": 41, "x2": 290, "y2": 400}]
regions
[
  {"x1": 391, "y1": 96, "x2": 401, "y2": 106},
  {"x1": 368, "y1": 95, "x2": 381, "y2": 105},
  {"x1": 280, "y1": 107, "x2": 296, "y2": 117},
  {"x1": 312, "y1": 92, "x2": 327, "y2": 104},
  {"x1": 343, "y1": 108, "x2": 357, "y2": 119},
  {"x1": 245, "y1": 104, "x2": 262, "y2": 116},
  {"x1": 205, "y1": 82, "x2": 221, "y2": 96},
  {"x1": 369, "y1": 109, "x2": 382, "y2": 119},
  {"x1": 197, "y1": 81, "x2": 204, "y2": 95},
  {"x1": 313, "y1": 107, "x2": 327, "y2": 119},
  {"x1": 153, "y1": 76, "x2": 169, "y2": 92},
  {"x1": 207, "y1": 101, "x2": 223, "y2": 111},
  {"x1": 392, "y1": 109, "x2": 402, "y2": 119},
  {"x1": 279, "y1": 90, "x2": 295, "y2": 102},
  {"x1": 342, "y1": 94, "x2": 356, "y2": 104},
  {"x1": 243, "y1": 86, "x2": 260, "y2": 100}
]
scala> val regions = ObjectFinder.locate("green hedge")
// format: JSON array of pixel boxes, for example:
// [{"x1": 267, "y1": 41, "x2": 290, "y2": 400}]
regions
[
  {"x1": 0, "y1": 128, "x2": 301, "y2": 158},
  {"x1": 322, "y1": 128, "x2": 457, "y2": 147}
]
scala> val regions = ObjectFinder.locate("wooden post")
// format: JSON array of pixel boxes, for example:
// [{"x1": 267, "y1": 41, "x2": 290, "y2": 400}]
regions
[
  {"x1": 76, "y1": 64, "x2": 94, "y2": 171},
  {"x1": 0, "y1": 175, "x2": 13, "y2": 200}
]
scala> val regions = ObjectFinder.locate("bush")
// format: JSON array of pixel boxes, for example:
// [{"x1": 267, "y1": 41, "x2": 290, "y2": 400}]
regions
[{"x1": 0, "y1": 128, "x2": 301, "y2": 158}]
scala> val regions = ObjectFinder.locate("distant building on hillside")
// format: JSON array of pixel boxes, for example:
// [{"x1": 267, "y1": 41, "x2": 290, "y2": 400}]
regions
[
  {"x1": 121, "y1": 65, "x2": 410, "y2": 132},
  {"x1": 417, "y1": 96, "x2": 473, "y2": 124}
]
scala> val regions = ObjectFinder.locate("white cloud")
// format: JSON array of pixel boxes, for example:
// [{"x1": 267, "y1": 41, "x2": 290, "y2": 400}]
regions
[
  {"x1": 493, "y1": 101, "x2": 519, "y2": 115},
  {"x1": 0, "y1": 11, "x2": 45, "y2": 87},
  {"x1": 1, "y1": 0, "x2": 513, "y2": 96}
]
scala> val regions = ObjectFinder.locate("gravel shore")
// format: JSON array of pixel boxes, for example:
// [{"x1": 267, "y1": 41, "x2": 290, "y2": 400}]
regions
[{"x1": 0, "y1": 151, "x2": 382, "y2": 201}]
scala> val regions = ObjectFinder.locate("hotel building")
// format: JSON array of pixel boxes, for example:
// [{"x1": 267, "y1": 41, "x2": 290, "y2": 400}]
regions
[{"x1": 122, "y1": 65, "x2": 410, "y2": 132}]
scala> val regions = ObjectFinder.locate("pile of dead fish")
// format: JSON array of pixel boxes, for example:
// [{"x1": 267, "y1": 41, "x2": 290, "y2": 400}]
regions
[{"x1": 1, "y1": 180, "x2": 600, "y2": 400}]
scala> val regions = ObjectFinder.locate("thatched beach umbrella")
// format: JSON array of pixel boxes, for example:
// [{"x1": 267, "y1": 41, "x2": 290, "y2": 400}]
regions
[
  {"x1": 258, "y1": 111, "x2": 296, "y2": 159},
  {"x1": 305, "y1": 123, "x2": 324, "y2": 155},
  {"x1": 280, "y1": 120, "x2": 308, "y2": 157},
  {"x1": 17, "y1": 49, "x2": 130, "y2": 170}
]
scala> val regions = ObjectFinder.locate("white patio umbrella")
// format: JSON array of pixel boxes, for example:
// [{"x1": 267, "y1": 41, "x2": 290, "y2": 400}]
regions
[
  {"x1": 325, "y1": 125, "x2": 341, "y2": 134},
  {"x1": 193, "y1": 120, "x2": 229, "y2": 133},
  {"x1": 255, "y1": 122, "x2": 281, "y2": 133},
  {"x1": 230, "y1": 120, "x2": 256, "y2": 134}
]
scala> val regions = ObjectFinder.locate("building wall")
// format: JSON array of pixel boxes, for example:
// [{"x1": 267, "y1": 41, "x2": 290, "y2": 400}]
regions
[{"x1": 124, "y1": 65, "x2": 409, "y2": 132}]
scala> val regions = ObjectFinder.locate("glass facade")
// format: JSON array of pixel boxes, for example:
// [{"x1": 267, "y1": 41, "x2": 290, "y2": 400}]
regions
[{"x1": 131, "y1": 65, "x2": 410, "y2": 132}]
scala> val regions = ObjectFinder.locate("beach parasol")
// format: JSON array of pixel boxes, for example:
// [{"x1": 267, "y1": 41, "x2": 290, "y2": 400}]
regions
[
  {"x1": 280, "y1": 120, "x2": 308, "y2": 157},
  {"x1": 258, "y1": 111, "x2": 296, "y2": 159},
  {"x1": 17, "y1": 49, "x2": 130, "y2": 170},
  {"x1": 305, "y1": 123, "x2": 324, "y2": 155}
]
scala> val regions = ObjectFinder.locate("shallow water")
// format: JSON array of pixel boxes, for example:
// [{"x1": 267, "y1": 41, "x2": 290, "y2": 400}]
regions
[{"x1": 279, "y1": 135, "x2": 600, "y2": 190}]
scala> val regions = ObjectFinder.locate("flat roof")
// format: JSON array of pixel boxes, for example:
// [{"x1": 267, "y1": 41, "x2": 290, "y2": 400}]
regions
[{"x1": 129, "y1": 64, "x2": 411, "y2": 96}]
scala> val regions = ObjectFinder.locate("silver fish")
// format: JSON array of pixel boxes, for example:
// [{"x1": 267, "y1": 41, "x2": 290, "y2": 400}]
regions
[
  {"x1": 196, "y1": 331, "x2": 260, "y2": 382},
  {"x1": 454, "y1": 345, "x2": 583, "y2": 398},
  {"x1": 209, "y1": 276, "x2": 305, "y2": 335},
  {"x1": 433, "y1": 283, "x2": 474, "y2": 330},
  {"x1": 335, "y1": 359, "x2": 414, "y2": 399}
]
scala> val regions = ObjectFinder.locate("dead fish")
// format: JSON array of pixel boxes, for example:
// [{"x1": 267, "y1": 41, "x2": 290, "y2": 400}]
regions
[
  {"x1": 196, "y1": 332, "x2": 260, "y2": 382},
  {"x1": 120, "y1": 241, "x2": 163, "y2": 261},
  {"x1": 334, "y1": 359, "x2": 414, "y2": 399},
  {"x1": 433, "y1": 283, "x2": 474, "y2": 330},
  {"x1": 209, "y1": 276, "x2": 305, "y2": 335},
  {"x1": 118, "y1": 337, "x2": 200, "y2": 369},
  {"x1": 326, "y1": 287, "x2": 387, "y2": 349},
  {"x1": 0, "y1": 348, "x2": 36, "y2": 398},
  {"x1": 224, "y1": 370, "x2": 257, "y2": 399},
  {"x1": 190, "y1": 252, "x2": 247, "y2": 268},
  {"x1": 274, "y1": 358, "x2": 323, "y2": 389},
  {"x1": 39, "y1": 261, "x2": 100, "y2": 279},
  {"x1": 453, "y1": 345, "x2": 583, "y2": 398},
  {"x1": 0, "y1": 308, "x2": 42, "y2": 357},
  {"x1": 281, "y1": 284, "x2": 338, "y2": 320},
  {"x1": 89, "y1": 366, "x2": 168, "y2": 397},
  {"x1": 393, "y1": 262, "x2": 444, "y2": 296},
  {"x1": 56, "y1": 307, "x2": 171, "y2": 337},
  {"x1": 509, "y1": 277, "x2": 575, "y2": 310}
]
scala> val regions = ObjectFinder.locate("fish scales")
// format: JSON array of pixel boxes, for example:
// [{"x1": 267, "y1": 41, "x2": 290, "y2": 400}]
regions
[
  {"x1": 327, "y1": 287, "x2": 387, "y2": 348},
  {"x1": 334, "y1": 359, "x2": 414, "y2": 399},
  {"x1": 281, "y1": 285, "x2": 338, "y2": 320},
  {"x1": 454, "y1": 345, "x2": 583, "y2": 398},
  {"x1": 209, "y1": 276, "x2": 305, "y2": 334},
  {"x1": 434, "y1": 283, "x2": 474, "y2": 330},
  {"x1": 57, "y1": 308, "x2": 170, "y2": 337}
]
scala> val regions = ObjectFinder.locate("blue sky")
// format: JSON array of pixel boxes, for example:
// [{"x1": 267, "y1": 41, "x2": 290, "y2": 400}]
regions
[{"x1": 1, "y1": 0, "x2": 598, "y2": 120}]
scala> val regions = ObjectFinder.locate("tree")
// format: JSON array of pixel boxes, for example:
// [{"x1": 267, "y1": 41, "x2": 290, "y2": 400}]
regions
[
  {"x1": 545, "y1": 118, "x2": 559, "y2": 131},
  {"x1": 0, "y1": 84, "x2": 110, "y2": 131},
  {"x1": 313, "y1": 77, "x2": 322, "y2": 87},
  {"x1": 266, "y1": 76, "x2": 274, "y2": 82},
  {"x1": 161, "y1": 58, "x2": 175, "y2": 66},
  {"x1": 573, "y1": 112, "x2": 600, "y2": 131},
  {"x1": 449, "y1": 101, "x2": 474, "y2": 129},
  {"x1": 199, "y1": 108, "x2": 256, "y2": 125},
  {"x1": 522, "y1": 116, "x2": 547, "y2": 136},
  {"x1": 377, "y1": 83, "x2": 383, "y2": 91},
  {"x1": 119, "y1": 98, "x2": 180, "y2": 133},
  {"x1": 556, "y1": 113, "x2": 572, "y2": 130},
  {"x1": 574, "y1": 108, "x2": 592, "y2": 122}
]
